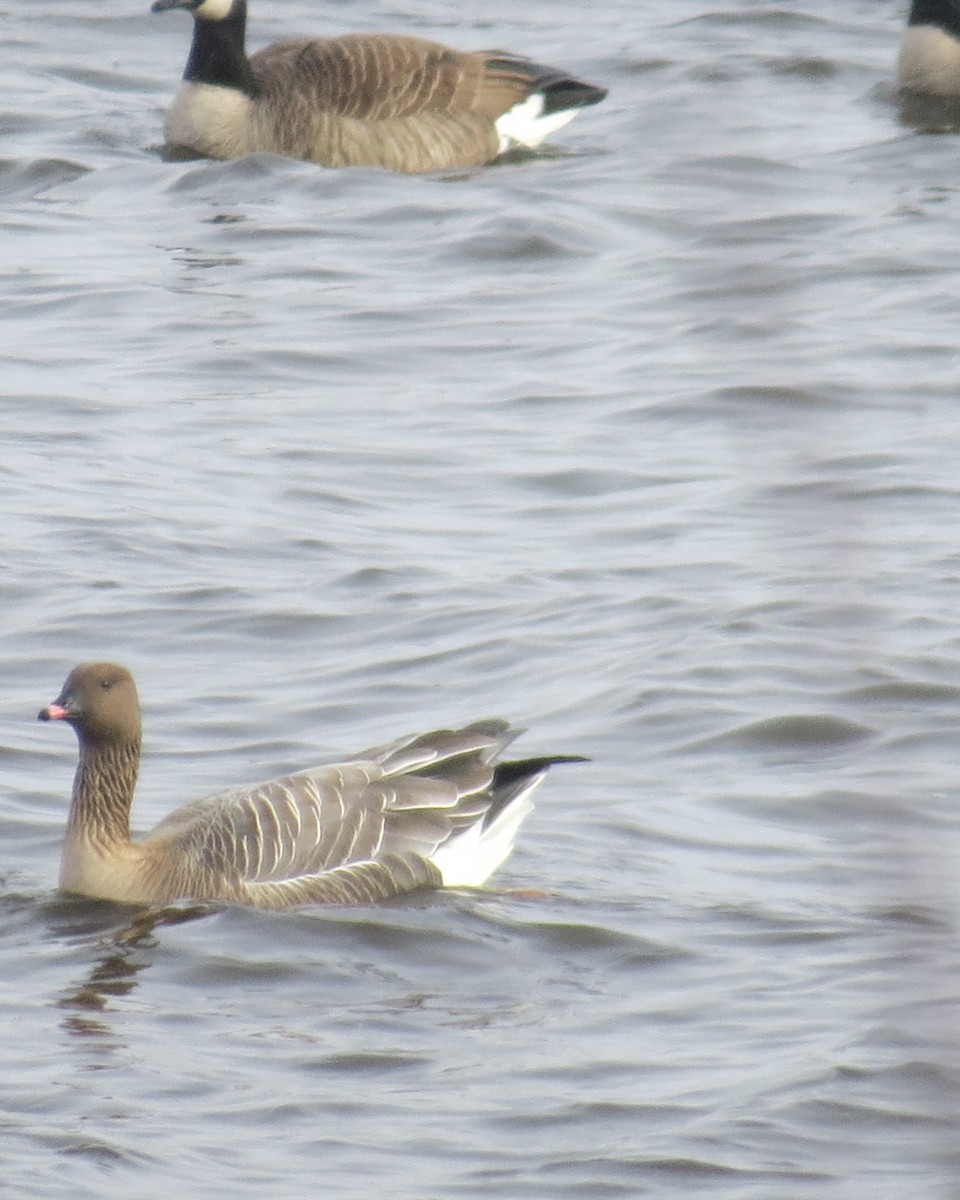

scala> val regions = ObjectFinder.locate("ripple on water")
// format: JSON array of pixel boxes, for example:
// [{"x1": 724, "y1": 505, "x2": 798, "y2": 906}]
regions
[
  {"x1": 0, "y1": 157, "x2": 90, "y2": 200},
  {"x1": 694, "y1": 712, "x2": 875, "y2": 751},
  {"x1": 842, "y1": 678, "x2": 960, "y2": 706}
]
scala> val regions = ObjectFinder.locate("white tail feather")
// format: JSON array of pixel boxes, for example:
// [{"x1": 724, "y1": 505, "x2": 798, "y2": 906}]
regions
[
  {"x1": 495, "y1": 95, "x2": 579, "y2": 151},
  {"x1": 429, "y1": 772, "x2": 547, "y2": 887}
]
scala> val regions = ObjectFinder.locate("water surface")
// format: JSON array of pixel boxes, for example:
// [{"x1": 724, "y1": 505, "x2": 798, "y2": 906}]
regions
[{"x1": 3, "y1": 1, "x2": 960, "y2": 1197}]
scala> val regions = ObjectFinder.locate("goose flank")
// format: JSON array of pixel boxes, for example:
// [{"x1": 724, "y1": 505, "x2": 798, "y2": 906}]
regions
[
  {"x1": 152, "y1": 0, "x2": 607, "y2": 172},
  {"x1": 39, "y1": 663, "x2": 585, "y2": 907}
]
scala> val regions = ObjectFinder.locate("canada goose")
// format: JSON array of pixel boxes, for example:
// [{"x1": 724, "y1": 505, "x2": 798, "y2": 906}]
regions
[
  {"x1": 151, "y1": 0, "x2": 607, "y2": 172},
  {"x1": 898, "y1": 0, "x2": 960, "y2": 95},
  {"x1": 39, "y1": 663, "x2": 584, "y2": 907}
]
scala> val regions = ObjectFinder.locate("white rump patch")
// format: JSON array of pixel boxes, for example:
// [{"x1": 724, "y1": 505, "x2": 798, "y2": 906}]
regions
[
  {"x1": 429, "y1": 771, "x2": 546, "y2": 888},
  {"x1": 898, "y1": 25, "x2": 960, "y2": 95},
  {"x1": 495, "y1": 93, "x2": 578, "y2": 151}
]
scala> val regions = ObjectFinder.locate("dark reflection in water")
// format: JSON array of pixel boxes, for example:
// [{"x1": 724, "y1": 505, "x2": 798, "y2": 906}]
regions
[
  {"x1": 59, "y1": 950, "x2": 146, "y2": 1014},
  {"x1": 53, "y1": 902, "x2": 216, "y2": 1023},
  {"x1": 898, "y1": 90, "x2": 960, "y2": 133}
]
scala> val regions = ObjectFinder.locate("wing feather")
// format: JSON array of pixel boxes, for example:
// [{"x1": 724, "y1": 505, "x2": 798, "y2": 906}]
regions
[
  {"x1": 141, "y1": 719, "x2": 561, "y2": 905},
  {"x1": 237, "y1": 854, "x2": 442, "y2": 906},
  {"x1": 245, "y1": 35, "x2": 536, "y2": 170},
  {"x1": 251, "y1": 35, "x2": 512, "y2": 122}
]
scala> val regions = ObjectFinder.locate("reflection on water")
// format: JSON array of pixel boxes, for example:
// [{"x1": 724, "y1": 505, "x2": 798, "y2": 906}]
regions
[
  {"x1": 897, "y1": 90, "x2": 960, "y2": 132},
  {"x1": 59, "y1": 951, "x2": 146, "y2": 1014},
  {"x1": 55, "y1": 903, "x2": 216, "y2": 1025}
]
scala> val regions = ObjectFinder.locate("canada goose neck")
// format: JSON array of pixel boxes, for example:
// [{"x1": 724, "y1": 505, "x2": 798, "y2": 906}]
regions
[
  {"x1": 66, "y1": 735, "x2": 141, "y2": 854},
  {"x1": 183, "y1": 2, "x2": 259, "y2": 98},
  {"x1": 909, "y1": 0, "x2": 960, "y2": 37}
]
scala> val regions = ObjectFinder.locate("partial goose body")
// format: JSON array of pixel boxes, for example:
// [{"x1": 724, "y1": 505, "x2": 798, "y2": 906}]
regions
[
  {"x1": 39, "y1": 663, "x2": 583, "y2": 908},
  {"x1": 898, "y1": 0, "x2": 960, "y2": 95},
  {"x1": 152, "y1": 0, "x2": 607, "y2": 173}
]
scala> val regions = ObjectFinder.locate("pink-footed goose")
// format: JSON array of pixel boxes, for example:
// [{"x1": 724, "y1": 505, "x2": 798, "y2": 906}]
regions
[
  {"x1": 151, "y1": 0, "x2": 607, "y2": 173},
  {"x1": 39, "y1": 663, "x2": 584, "y2": 907}
]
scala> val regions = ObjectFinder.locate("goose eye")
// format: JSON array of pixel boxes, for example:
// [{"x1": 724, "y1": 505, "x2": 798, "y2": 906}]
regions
[{"x1": 99, "y1": 679, "x2": 112, "y2": 690}]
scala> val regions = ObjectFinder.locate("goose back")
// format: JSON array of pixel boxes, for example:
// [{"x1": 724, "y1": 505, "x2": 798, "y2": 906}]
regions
[
  {"x1": 243, "y1": 36, "x2": 513, "y2": 170},
  {"x1": 144, "y1": 721, "x2": 519, "y2": 903}
]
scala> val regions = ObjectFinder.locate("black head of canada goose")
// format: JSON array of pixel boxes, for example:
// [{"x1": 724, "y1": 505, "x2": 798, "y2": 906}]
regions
[
  {"x1": 898, "y1": 0, "x2": 960, "y2": 95},
  {"x1": 39, "y1": 662, "x2": 586, "y2": 907},
  {"x1": 151, "y1": 0, "x2": 608, "y2": 172}
]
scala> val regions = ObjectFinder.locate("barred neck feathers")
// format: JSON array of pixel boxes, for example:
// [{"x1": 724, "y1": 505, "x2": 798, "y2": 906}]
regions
[{"x1": 67, "y1": 736, "x2": 140, "y2": 853}]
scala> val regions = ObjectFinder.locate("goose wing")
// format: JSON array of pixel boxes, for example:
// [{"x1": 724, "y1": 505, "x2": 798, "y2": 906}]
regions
[
  {"x1": 145, "y1": 720, "x2": 520, "y2": 903},
  {"x1": 250, "y1": 34, "x2": 533, "y2": 123}
]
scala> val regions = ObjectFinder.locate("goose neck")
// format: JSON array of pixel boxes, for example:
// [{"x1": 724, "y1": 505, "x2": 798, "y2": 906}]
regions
[
  {"x1": 66, "y1": 737, "x2": 141, "y2": 854},
  {"x1": 184, "y1": 3, "x2": 259, "y2": 97},
  {"x1": 910, "y1": 0, "x2": 960, "y2": 38}
]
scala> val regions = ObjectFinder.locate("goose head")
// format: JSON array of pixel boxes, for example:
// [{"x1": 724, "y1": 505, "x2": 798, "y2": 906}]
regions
[
  {"x1": 152, "y1": 0, "x2": 240, "y2": 20},
  {"x1": 39, "y1": 662, "x2": 141, "y2": 747}
]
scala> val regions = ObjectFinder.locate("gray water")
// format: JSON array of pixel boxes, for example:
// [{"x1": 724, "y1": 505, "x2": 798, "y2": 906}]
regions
[{"x1": 3, "y1": 0, "x2": 960, "y2": 1196}]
